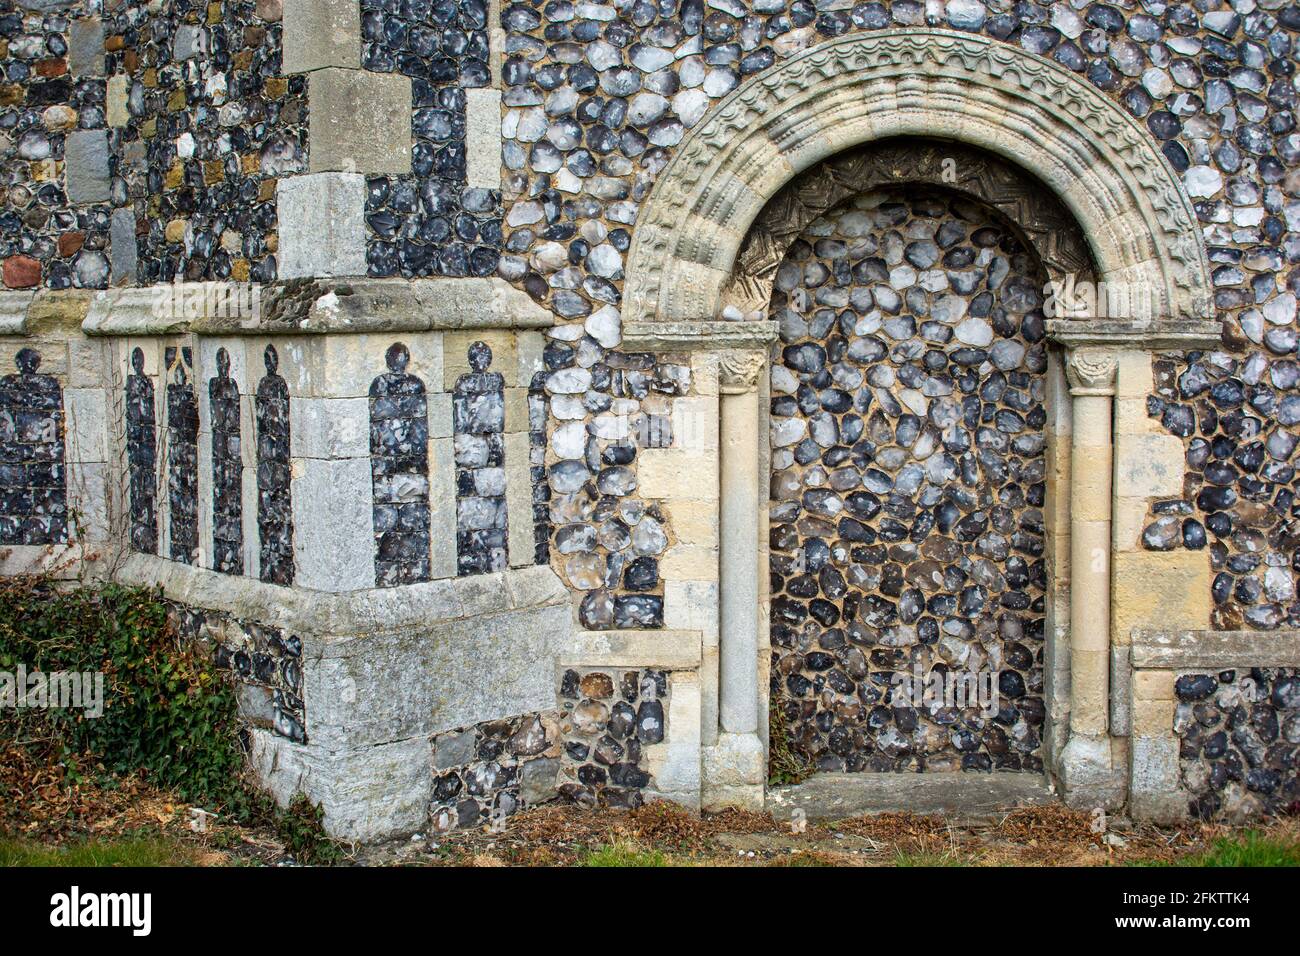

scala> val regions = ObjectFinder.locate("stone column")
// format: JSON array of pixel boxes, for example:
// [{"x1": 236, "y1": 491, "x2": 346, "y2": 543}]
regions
[
  {"x1": 1059, "y1": 346, "x2": 1121, "y2": 805},
  {"x1": 719, "y1": 350, "x2": 764, "y2": 735},
  {"x1": 705, "y1": 348, "x2": 767, "y2": 808}
]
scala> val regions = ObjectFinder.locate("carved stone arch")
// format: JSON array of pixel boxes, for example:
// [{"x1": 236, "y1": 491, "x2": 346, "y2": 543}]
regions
[
  {"x1": 721, "y1": 138, "x2": 1096, "y2": 318},
  {"x1": 623, "y1": 29, "x2": 1213, "y2": 326}
]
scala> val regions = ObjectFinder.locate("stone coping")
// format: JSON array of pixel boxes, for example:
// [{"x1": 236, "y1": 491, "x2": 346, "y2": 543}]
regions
[
  {"x1": 112, "y1": 553, "x2": 570, "y2": 642},
  {"x1": 1130, "y1": 629, "x2": 1300, "y2": 669},
  {"x1": 622, "y1": 319, "x2": 779, "y2": 351},
  {"x1": 1046, "y1": 318, "x2": 1224, "y2": 350},
  {"x1": 562, "y1": 629, "x2": 702, "y2": 670},
  {"x1": 70, "y1": 277, "x2": 555, "y2": 337}
]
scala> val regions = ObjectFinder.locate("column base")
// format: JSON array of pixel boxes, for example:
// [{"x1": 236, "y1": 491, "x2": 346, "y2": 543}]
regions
[
  {"x1": 701, "y1": 731, "x2": 766, "y2": 811},
  {"x1": 1057, "y1": 733, "x2": 1127, "y2": 810}
]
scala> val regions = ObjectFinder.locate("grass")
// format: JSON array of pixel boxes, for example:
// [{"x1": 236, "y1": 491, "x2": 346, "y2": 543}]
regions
[
  {"x1": 578, "y1": 840, "x2": 670, "y2": 867},
  {"x1": 1131, "y1": 830, "x2": 1300, "y2": 868},
  {"x1": 0, "y1": 834, "x2": 201, "y2": 867}
]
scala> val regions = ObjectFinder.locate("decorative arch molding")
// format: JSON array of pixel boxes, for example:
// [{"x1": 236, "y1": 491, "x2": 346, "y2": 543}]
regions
[
  {"x1": 623, "y1": 28, "x2": 1214, "y2": 326},
  {"x1": 720, "y1": 138, "x2": 1095, "y2": 318}
]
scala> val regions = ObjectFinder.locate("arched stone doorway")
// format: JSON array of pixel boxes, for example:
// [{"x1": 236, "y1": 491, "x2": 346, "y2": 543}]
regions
[{"x1": 622, "y1": 29, "x2": 1220, "y2": 811}]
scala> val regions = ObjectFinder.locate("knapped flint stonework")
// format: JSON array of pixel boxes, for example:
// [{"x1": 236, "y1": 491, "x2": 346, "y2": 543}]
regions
[
  {"x1": 209, "y1": 346, "x2": 243, "y2": 575},
  {"x1": 102, "y1": 0, "x2": 305, "y2": 285},
  {"x1": 254, "y1": 344, "x2": 293, "y2": 585},
  {"x1": 558, "y1": 666, "x2": 667, "y2": 808},
  {"x1": 169, "y1": 601, "x2": 307, "y2": 744},
  {"x1": 359, "y1": 0, "x2": 501, "y2": 279},
  {"x1": 0, "y1": 348, "x2": 67, "y2": 545},
  {"x1": 126, "y1": 346, "x2": 158, "y2": 554},
  {"x1": 370, "y1": 342, "x2": 432, "y2": 586},
  {"x1": 769, "y1": 185, "x2": 1048, "y2": 773},
  {"x1": 527, "y1": 370, "x2": 552, "y2": 565},
  {"x1": 1145, "y1": 351, "x2": 1300, "y2": 630},
  {"x1": 545, "y1": 348, "x2": 692, "y2": 630},
  {"x1": 723, "y1": 139, "x2": 1093, "y2": 319},
  {"x1": 1, "y1": 9, "x2": 110, "y2": 291},
  {"x1": 5, "y1": 1, "x2": 1300, "y2": 838},
  {"x1": 165, "y1": 344, "x2": 199, "y2": 564},
  {"x1": 454, "y1": 340, "x2": 509, "y2": 575},
  {"x1": 430, "y1": 710, "x2": 561, "y2": 830},
  {"x1": 1175, "y1": 667, "x2": 1300, "y2": 819}
]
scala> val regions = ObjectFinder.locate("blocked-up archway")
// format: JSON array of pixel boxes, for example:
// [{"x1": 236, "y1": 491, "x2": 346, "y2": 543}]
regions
[{"x1": 620, "y1": 28, "x2": 1219, "y2": 810}]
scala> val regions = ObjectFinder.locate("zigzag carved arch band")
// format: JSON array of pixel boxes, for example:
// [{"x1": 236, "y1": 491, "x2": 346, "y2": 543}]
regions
[{"x1": 623, "y1": 28, "x2": 1213, "y2": 325}]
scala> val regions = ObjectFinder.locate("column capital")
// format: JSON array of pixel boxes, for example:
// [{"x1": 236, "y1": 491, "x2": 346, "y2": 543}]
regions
[
  {"x1": 621, "y1": 319, "x2": 778, "y2": 352},
  {"x1": 1064, "y1": 347, "x2": 1119, "y2": 397},
  {"x1": 718, "y1": 349, "x2": 766, "y2": 394},
  {"x1": 1046, "y1": 317, "x2": 1223, "y2": 352}
]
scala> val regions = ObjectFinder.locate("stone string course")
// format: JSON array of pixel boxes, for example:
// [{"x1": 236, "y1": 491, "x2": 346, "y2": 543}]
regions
[
  {"x1": 1174, "y1": 667, "x2": 1300, "y2": 818},
  {"x1": 768, "y1": 186, "x2": 1048, "y2": 772}
]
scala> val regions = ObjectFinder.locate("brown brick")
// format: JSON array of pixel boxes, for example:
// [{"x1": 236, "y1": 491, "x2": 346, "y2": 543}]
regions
[
  {"x1": 57, "y1": 232, "x2": 85, "y2": 258},
  {"x1": 3, "y1": 255, "x2": 41, "y2": 289}
]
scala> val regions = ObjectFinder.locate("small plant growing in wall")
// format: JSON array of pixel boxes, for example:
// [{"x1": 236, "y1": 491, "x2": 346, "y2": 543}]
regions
[
  {"x1": 276, "y1": 795, "x2": 345, "y2": 866},
  {"x1": 767, "y1": 688, "x2": 812, "y2": 787}
]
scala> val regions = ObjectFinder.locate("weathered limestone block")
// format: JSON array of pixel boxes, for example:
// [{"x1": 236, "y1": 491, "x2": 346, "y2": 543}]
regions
[
  {"x1": 643, "y1": 671, "x2": 702, "y2": 809},
  {"x1": 307, "y1": 68, "x2": 411, "y2": 175},
  {"x1": 305, "y1": 587, "x2": 572, "y2": 748},
  {"x1": 1113, "y1": 551, "x2": 1213, "y2": 644},
  {"x1": 277, "y1": 173, "x2": 368, "y2": 279},
  {"x1": 109, "y1": 208, "x2": 137, "y2": 286},
  {"x1": 292, "y1": 456, "x2": 373, "y2": 592},
  {"x1": 1114, "y1": 433, "x2": 1187, "y2": 501},
  {"x1": 106, "y1": 74, "x2": 128, "y2": 127},
  {"x1": 282, "y1": 0, "x2": 361, "y2": 73},
  {"x1": 68, "y1": 18, "x2": 105, "y2": 76},
  {"x1": 465, "y1": 88, "x2": 502, "y2": 190},
  {"x1": 289, "y1": 396, "x2": 369, "y2": 460},
  {"x1": 1129, "y1": 735, "x2": 1186, "y2": 823},
  {"x1": 64, "y1": 130, "x2": 111, "y2": 203},
  {"x1": 249, "y1": 730, "x2": 432, "y2": 843}
]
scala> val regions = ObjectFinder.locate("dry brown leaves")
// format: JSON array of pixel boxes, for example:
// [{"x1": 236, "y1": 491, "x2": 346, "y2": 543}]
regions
[
  {"x1": 832, "y1": 810, "x2": 969, "y2": 855},
  {"x1": 0, "y1": 744, "x2": 166, "y2": 841},
  {"x1": 0, "y1": 743, "x2": 282, "y2": 864}
]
